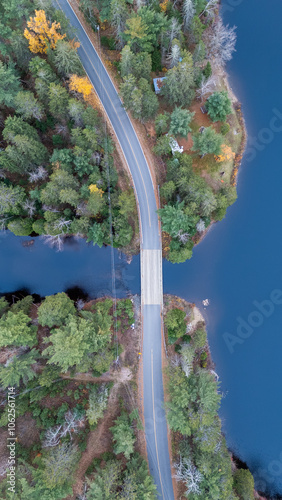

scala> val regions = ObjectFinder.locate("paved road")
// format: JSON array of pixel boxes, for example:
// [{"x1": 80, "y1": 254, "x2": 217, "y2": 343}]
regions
[{"x1": 54, "y1": 1, "x2": 174, "y2": 498}]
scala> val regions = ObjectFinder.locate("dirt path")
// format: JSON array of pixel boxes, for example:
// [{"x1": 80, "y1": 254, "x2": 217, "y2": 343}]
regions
[{"x1": 70, "y1": 382, "x2": 120, "y2": 498}]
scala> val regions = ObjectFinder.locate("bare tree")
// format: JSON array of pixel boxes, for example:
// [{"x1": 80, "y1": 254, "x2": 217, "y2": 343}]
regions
[
  {"x1": 42, "y1": 234, "x2": 65, "y2": 251},
  {"x1": 204, "y1": 18, "x2": 236, "y2": 67},
  {"x1": 28, "y1": 166, "x2": 48, "y2": 183},
  {"x1": 0, "y1": 216, "x2": 12, "y2": 231},
  {"x1": 167, "y1": 40, "x2": 181, "y2": 68},
  {"x1": 54, "y1": 123, "x2": 69, "y2": 138},
  {"x1": 42, "y1": 204, "x2": 59, "y2": 213},
  {"x1": 76, "y1": 299, "x2": 85, "y2": 311},
  {"x1": 177, "y1": 230, "x2": 190, "y2": 245},
  {"x1": 181, "y1": 344, "x2": 194, "y2": 378},
  {"x1": 170, "y1": 354, "x2": 182, "y2": 368},
  {"x1": 111, "y1": 0, "x2": 128, "y2": 48},
  {"x1": 76, "y1": 202, "x2": 88, "y2": 216},
  {"x1": 54, "y1": 218, "x2": 72, "y2": 232},
  {"x1": 196, "y1": 75, "x2": 217, "y2": 101},
  {"x1": 136, "y1": 0, "x2": 146, "y2": 9},
  {"x1": 76, "y1": 483, "x2": 88, "y2": 500},
  {"x1": 166, "y1": 18, "x2": 182, "y2": 47},
  {"x1": 173, "y1": 457, "x2": 203, "y2": 495},
  {"x1": 23, "y1": 200, "x2": 36, "y2": 218},
  {"x1": 182, "y1": 0, "x2": 195, "y2": 32},
  {"x1": 200, "y1": 0, "x2": 218, "y2": 20},
  {"x1": 196, "y1": 219, "x2": 206, "y2": 233},
  {"x1": 43, "y1": 410, "x2": 85, "y2": 448}
]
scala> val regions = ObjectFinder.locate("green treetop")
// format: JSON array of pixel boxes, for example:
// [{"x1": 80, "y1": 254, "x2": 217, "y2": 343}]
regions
[
  {"x1": 0, "y1": 311, "x2": 37, "y2": 348},
  {"x1": 37, "y1": 292, "x2": 76, "y2": 328},
  {"x1": 192, "y1": 126, "x2": 223, "y2": 156},
  {"x1": 206, "y1": 91, "x2": 232, "y2": 122}
]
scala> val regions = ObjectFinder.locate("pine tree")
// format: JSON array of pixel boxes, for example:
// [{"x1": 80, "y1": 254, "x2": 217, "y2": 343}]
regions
[
  {"x1": 0, "y1": 310, "x2": 37, "y2": 348},
  {"x1": 0, "y1": 61, "x2": 20, "y2": 107},
  {"x1": 110, "y1": 412, "x2": 135, "y2": 459},
  {"x1": 37, "y1": 292, "x2": 76, "y2": 327},
  {"x1": 54, "y1": 40, "x2": 83, "y2": 77},
  {"x1": 192, "y1": 126, "x2": 223, "y2": 156},
  {"x1": 0, "y1": 350, "x2": 39, "y2": 388},
  {"x1": 161, "y1": 51, "x2": 195, "y2": 106},
  {"x1": 14, "y1": 90, "x2": 44, "y2": 120},
  {"x1": 48, "y1": 82, "x2": 70, "y2": 118}
]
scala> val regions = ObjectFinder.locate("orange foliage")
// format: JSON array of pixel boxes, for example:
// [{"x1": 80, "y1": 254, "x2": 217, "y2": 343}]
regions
[
  {"x1": 69, "y1": 38, "x2": 80, "y2": 50},
  {"x1": 85, "y1": 90, "x2": 102, "y2": 110},
  {"x1": 69, "y1": 75, "x2": 92, "y2": 99},
  {"x1": 24, "y1": 10, "x2": 66, "y2": 54},
  {"x1": 88, "y1": 184, "x2": 104, "y2": 196},
  {"x1": 215, "y1": 145, "x2": 235, "y2": 163},
  {"x1": 160, "y1": 0, "x2": 169, "y2": 12}
]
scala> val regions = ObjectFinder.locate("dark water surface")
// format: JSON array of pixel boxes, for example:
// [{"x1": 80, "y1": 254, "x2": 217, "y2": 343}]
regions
[{"x1": 1, "y1": 0, "x2": 282, "y2": 495}]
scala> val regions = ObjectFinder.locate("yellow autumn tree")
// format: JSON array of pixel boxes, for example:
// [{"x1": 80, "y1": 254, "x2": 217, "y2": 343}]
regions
[
  {"x1": 89, "y1": 184, "x2": 104, "y2": 197},
  {"x1": 215, "y1": 145, "x2": 235, "y2": 163},
  {"x1": 69, "y1": 75, "x2": 93, "y2": 99},
  {"x1": 160, "y1": 0, "x2": 169, "y2": 12},
  {"x1": 24, "y1": 10, "x2": 66, "y2": 54}
]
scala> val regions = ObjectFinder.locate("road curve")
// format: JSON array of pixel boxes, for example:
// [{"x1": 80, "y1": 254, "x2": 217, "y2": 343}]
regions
[{"x1": 54, "y1": 1, "x2": 174, "y2": 498}]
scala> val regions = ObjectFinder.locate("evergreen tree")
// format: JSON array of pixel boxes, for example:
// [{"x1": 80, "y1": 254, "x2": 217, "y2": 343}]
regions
[
  {"x1": 86, "y1": 384, "x2": 109, "y2": 426},
  {"x1": 54, "y1": 40, "x2": 84, "y2": 77},
  {"x1": 206, "y1": 90, "x2": 232, "y2": 122},
  {"x1": 41, "y1": 443, "x2": 79, "y2": 489},
  {"x1": 48, "y1": 82, "x2": 70, "y2": 118},
  {"x1": 110, "y1": 0, "x2": 128, "y2": 47},
  {"x1": 0, "y1": 311, "x2": 37, "y2": 348},
  {"x1": 233, "y1": 469, "x2": 255, "y2": 500},
  {"x1": 8, "y1": 218, "x2": 33, "y2": 236},
  {"x1": 0, "y1": 61, "x2": 20, "y2": 107},
  {"x1": 0, "y1": 184, "x2": 26, "y2": 215},
  {"x1": 155, "y1": 113, "x2": 169, "y2": 136},
  {"x1": 37, "y1": 292, "x2": 76, "y2": 327},
  {"x1": 120, "y1": 75, "x2": 158, "y2": 121},
  {"x1": 169, "y1": 107, "x2": 195, "y2": 138},
  {"x1": 192, "y1": 126, "x2": 223, "y2": 156},
  {"x1": 110, "y1": 412, "x2": 135, "y2": 459},
  {"x1": 14, "y1": 90, "x2": 44, "y2": 120},
  {"x1": 0, "y1": 350, "x2": 38, "y2": 388},
  {"x1": 161, "y1": 51, "x2": 195, "y2": 106}
]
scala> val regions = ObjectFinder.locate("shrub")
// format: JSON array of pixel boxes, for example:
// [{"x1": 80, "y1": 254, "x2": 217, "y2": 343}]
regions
[
  {"x1": 221, "y1": 123, "x2": 230, "y2": 135},
  {"x1": 101, "y1": 36, "x2": 116, "y2": 50},
  {"x1": 174, "y1": 344, "x2": 182, "y2": 353},
  {"x1": 203, "y1": 61, "x2": 212, "y2": 79},
  {"x1": 52, "y1": 134, "x2": 64, "y2": 146},
  {"x1": 182, "y1": 334, "x2": 191, "y2": 344},
  {"x1": 233, "y1": 469, "x2": 255, "y2": 499}
]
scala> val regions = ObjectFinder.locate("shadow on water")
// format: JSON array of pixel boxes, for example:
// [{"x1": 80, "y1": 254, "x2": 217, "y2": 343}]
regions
[{"x1": 0, "y1": 232, "x2": 141, "y2": 299}]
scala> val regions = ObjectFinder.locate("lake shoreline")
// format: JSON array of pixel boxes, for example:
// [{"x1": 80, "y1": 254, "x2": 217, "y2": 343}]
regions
[{"x1": 163, "y1": 294, "x2": 266, "y2": 500}]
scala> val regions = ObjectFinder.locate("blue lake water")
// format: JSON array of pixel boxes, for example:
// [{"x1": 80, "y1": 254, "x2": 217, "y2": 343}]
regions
[{"x1": 1, "y1": 0, "x2": 282, "y2": 495}]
